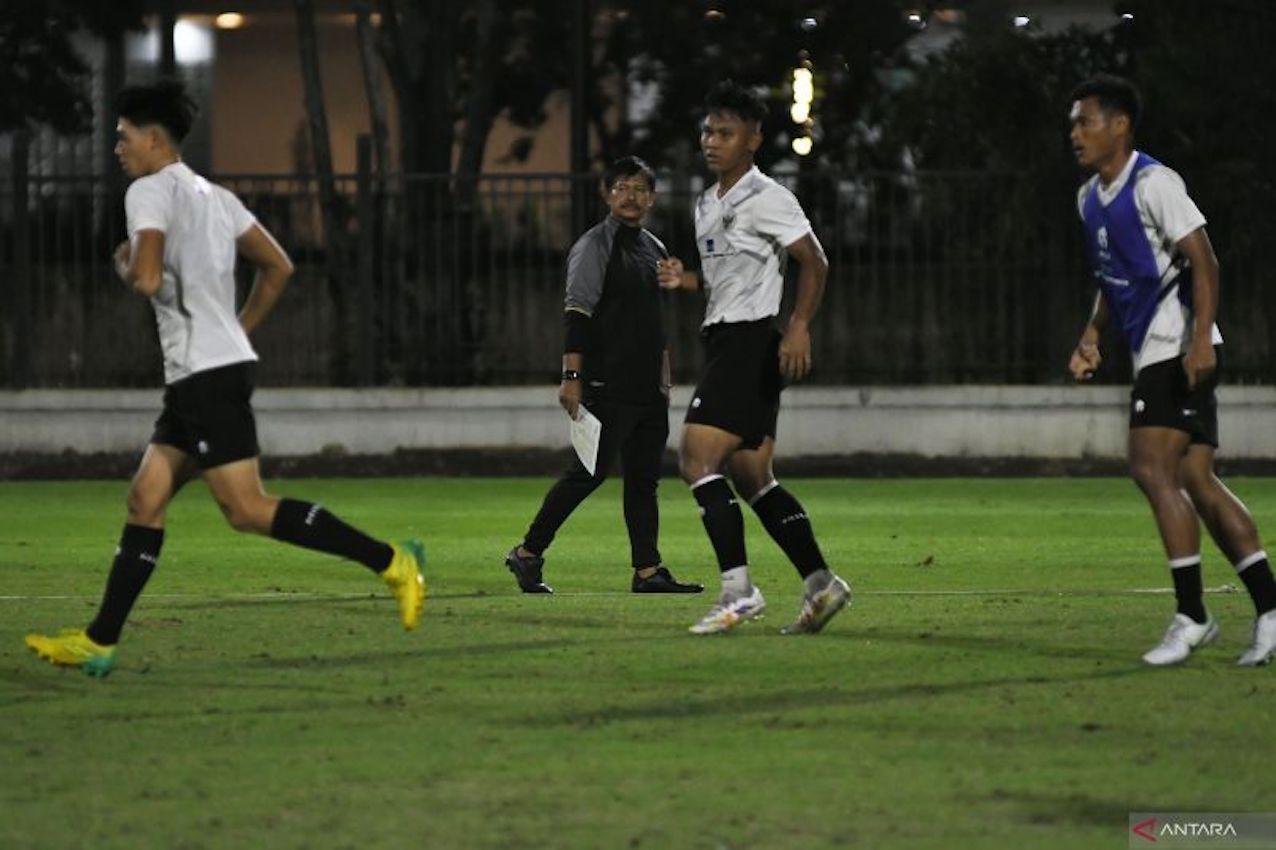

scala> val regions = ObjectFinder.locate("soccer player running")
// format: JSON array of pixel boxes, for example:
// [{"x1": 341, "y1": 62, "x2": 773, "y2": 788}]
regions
[
  {"x1": 658, "y1": 81, "x2": 851, "y2": 635},
  {"x1": 505, "y1": 156, "x2": 702, "y2": 595},
  {"x1": 25, "y1": 80, "x2": 425, "y2": 677},
  {"x1": 1067, "y1": 74, "x2": 1276, "y2": 666}
]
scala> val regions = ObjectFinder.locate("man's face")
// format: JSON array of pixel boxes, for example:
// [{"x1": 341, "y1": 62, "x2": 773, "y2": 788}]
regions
[
  {"x1": 604, "y1": 174, "x2": 654, "y2": 225},
  {"x1": 1069, "y1": 97, "x2": 1125, "y2": 171},
  {"x1": 114, "y1": 118, "x2": 156, "y2": 178},
  {"x1": 700, "y1": 111, "x2": 760, "y2": 176}
]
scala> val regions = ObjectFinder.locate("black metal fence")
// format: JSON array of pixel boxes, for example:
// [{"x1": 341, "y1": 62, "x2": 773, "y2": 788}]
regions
[{"x1": 2, "y1": 164, "x2": 1272, "y2": 388}]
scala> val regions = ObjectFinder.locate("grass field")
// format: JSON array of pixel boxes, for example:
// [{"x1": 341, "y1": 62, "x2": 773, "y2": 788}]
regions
[{"x1": 3, "y1": 477, "x2": 1275, "y2": 850}]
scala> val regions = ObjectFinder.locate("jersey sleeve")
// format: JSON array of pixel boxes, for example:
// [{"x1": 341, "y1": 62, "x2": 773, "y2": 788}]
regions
[
  {"x1": 124, "y1": 177, "x2": 171, "y2": 236},
  {"x1": 752, "y1": 184, "x2": 812, "y2": 248},
  {"x1": 564, "y1": 225, "x2": 612, "y2": 315},
  {"x1": 221, "y1": 188, "x2": 259, "y2": 237},
  {"x1": 1138, "y1": 167, "x2": 1207, "y2": 244}
]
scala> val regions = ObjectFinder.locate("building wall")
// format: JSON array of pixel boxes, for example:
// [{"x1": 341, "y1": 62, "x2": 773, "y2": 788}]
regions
[
  {"x1": 4, "y1": 386, "x2": 1275, "y2": 460},
  {"x1": 208, "y1": 12, "x2": 573, "y2": 175}
]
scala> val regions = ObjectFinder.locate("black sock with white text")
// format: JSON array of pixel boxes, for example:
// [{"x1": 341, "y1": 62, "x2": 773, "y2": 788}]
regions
[
  {"x1": 86, "y1": 524, "x2": 164, "y2": 645},
  {"x1": 270, "y1": 498, "x2": 393, "y2": 573}
]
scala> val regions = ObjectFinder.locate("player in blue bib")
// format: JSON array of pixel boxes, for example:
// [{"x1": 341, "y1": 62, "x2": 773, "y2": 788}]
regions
[{"x1": 1067, "y1": 74, "x2": 1275, "y2": 667}]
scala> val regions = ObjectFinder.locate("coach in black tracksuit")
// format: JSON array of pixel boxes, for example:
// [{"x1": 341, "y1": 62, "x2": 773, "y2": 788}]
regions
[{"x1": 504, "y1": 157, "x2": 703, "y2": 595}]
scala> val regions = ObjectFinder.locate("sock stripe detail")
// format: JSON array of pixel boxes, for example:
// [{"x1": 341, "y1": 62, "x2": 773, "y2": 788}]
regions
[
  {"x1": 1235, "y1": 550, "x2": 1269, "y2": 573},
  {"x1": 690, "y1": 474, "x2": 725, "y2": 490},
  {"x1": 1168, "y1": 555, "x2": 1202, "y2": 569},
  {"x1": 747, "y1": 480, "x2": 780, "y2": 506}
]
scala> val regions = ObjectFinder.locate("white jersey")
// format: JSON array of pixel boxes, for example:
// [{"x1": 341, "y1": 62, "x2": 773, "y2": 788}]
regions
[
  {"x1": 694, "y1": 165, "x2": 812, "y2": 327},
  {"x1": 125, "y1": 162, "x2": 259, "y2": 385},
  {"x1": 1075, "y1": 150, "x2": 1220, "y2": 374}
]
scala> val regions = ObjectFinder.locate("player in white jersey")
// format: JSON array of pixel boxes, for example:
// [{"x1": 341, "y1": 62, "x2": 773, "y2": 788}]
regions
[
  {"x1": 657, "y1": 81, "x2": 851, "y2": 635},
  {"x1": 25, "y1": 81, "x2": 424, "y2": 677},
  {"x1": 1067, "y1": 74, "x2": 1275, "y2": 667}
]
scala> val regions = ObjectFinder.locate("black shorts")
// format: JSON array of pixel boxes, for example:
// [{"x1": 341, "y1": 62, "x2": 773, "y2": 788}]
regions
[
  {"x1": 151, "y1": 362, "x2": 260, "y2": 468},
  {"x1": 1129, "y1": 348, "x2": 1220, "y2": 447},
  {"x1": 684, "y1": 319, "x2": 782, "y2": 450}
]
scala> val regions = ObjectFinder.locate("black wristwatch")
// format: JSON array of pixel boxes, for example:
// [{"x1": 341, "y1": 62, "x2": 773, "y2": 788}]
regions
[{"x1": 561, "y1": 369, "x2": 581, "y2": 381}]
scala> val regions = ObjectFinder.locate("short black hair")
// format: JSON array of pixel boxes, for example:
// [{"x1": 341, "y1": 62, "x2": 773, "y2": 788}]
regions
[
  {"x1": 1071, "y1": 74, "x2": 1142, "y2": 128},
  {"x1": 114, "y1": 79, "x2": 199, "y2": 143},
  {"x1": 704, "y1": 80, "x2": 768, "y2": 127},
  {"x1": 603, "y1": 155, "x2": 656, "y2": 191}
]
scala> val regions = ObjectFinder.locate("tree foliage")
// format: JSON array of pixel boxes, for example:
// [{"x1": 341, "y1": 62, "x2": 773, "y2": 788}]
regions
[
  {"x1": 600, "y1": 0, "x2": 916, "y2": 172},
  {"x1": 375, "y1": 0, "x2": 575, "y2": 174},
  {"x1": 0, "y1": 0, "x2": 144, "y2": 136}
]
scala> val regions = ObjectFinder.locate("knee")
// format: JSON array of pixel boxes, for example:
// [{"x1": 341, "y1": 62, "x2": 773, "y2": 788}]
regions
[
  {"x1": 1180, "y1": 472, "x2": 1213, "y2": 508},
  {"x1": 678, "y1": 453, "x2": 701, "y2": 484},
  {"x1": 1128, "y1": 456, "x2": 1176, "y2": 496},
  {"x1": 730, "y1": 471, "x2": 772, "y2": 503},
  {"x1": 218, "y1": 497, "x2": 272, "y2": 534},
  {"x1": 126, "y1": 485, "x2": 166, "y2": 526}
]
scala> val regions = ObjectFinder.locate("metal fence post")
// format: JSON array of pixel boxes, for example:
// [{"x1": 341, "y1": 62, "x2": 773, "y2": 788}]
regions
[{"x1": 355, "y1": 134, "x2": 374, "y2": 386}]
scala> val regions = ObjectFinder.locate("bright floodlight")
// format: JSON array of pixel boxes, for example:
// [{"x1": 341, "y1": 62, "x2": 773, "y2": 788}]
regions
[
  {"x1": 792, "y1": 67, "x2": 814, "y2": 103},
  {"x1": 792, "y1": 136, "x2": 813, "y2": 156},
  {"x1": 214, "y1": 12, "x2": 245, "y2": 29},
  {"x1": 790, "y1": 102, "x2": 810, "y2": 124},
  {"x1": 174, "y1": 19, "x2": 213, "y2": 63},
  {"x1": 1012, "y1": 15, "x2": 1031, "y2": 27}
]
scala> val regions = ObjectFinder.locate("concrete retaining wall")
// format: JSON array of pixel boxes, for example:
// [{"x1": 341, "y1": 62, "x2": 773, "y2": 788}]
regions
[{"x1": 2, "y1": 385, "x2": 1273, "y2": 459}]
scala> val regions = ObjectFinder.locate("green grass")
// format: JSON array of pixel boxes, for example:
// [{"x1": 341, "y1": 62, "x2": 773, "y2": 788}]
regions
[{"x1": 3, "y1": 477, "x2": 1275, "y2": 850}]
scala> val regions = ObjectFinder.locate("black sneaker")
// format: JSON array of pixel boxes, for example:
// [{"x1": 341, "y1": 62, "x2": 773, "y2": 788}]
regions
[
  {"x1": 632, "y1": 567, "x2": 704, "y2": 594},
  {"x1": 506, "y1": 547, "x2": 553, "y2": 594}
]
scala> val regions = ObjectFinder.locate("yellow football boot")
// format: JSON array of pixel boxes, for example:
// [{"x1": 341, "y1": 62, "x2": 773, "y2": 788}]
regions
[
  {"x1": 383, "y1": 539, "x2": 427, "y2": 630},
  {"x1": 25, "y1": 629, "x2": 117, "y2": 678}
]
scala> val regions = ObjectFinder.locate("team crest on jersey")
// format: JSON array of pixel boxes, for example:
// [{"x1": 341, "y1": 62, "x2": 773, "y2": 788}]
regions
[
  {"x1": 705, "y1": 238, "x2": 715, "y2": 253},
  {"x1": 722, "y1": 211, "x2": 735, "y2": 230},
  {"x1": 1097, "y1": 226, "x2": 1108, "y2": 250}
]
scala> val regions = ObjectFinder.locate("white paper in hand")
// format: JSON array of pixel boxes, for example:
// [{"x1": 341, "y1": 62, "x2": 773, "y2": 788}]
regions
[{"x1": 570, "y1": 407, "x2": 602, "y2": 476}]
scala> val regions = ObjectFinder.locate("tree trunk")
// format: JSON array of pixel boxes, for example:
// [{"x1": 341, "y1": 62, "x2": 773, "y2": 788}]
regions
[
  {"x1": 295, "y1": 0, "x2": 353, "y2": 382},
  {"x1": 354, "y1": 1, "x2": 392, "y2": 176},
  {"x1": 454, "y1": 0, "x2": 497, "y2": 206}
]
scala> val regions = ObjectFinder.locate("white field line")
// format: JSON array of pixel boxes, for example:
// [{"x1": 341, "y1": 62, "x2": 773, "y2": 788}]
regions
[{"x1": 0, "y1": 584, "x2": 1242, "y2": 602}]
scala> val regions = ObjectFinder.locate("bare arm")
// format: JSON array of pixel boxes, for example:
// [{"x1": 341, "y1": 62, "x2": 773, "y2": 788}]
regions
[
  {"x1": 113, "y1": 230, "x2": 165, "y2": 297},
  {"x1": 235, "y1": 224, "x2": 294, "y2": 335},
  {"x1": 1069, "y1": 291, "x2": 1109, "y2": 381},
  {"x1": 1176, "y1": 226, "x2": 1219, "y2": 388},
  {"x1": 779, "y1": 232, "x2": 828, "y2": 383}
]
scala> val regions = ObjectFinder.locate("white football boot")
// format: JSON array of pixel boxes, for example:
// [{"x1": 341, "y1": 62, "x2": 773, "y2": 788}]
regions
[
  {"x1": 689, "y1": 585, "x2": 766, "y2": 635},
  {"x1": 1237, "y1": 609, "x2": 1276, "y2": 667},
  {"x1": 1141, "y1": 612, "x2": 1219, "y2": 666},
  {"x1": 782, "y1": 574, "x2": 853, "y2": 635}
]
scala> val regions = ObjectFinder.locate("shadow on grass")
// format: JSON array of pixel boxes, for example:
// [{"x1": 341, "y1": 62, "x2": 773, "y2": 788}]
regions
[
  {"x1": 245, "y1": 636, "x2": 580, "y2": 670},
  {"x1": 972, "y1": 788, "x2": 1134, "y2": 831},
  {"x1": 528, "y1": 667, "x2": 1152, "y2": 728},
  {"x1": 848, "y1": 625, "x2": 1126, "y2": 662},
  {"x1": 160, "y1": 589, "x2": 498, "y2": 612},
  {"x1": 0, "y1": 665, "x2": 87, "y2": 698}
]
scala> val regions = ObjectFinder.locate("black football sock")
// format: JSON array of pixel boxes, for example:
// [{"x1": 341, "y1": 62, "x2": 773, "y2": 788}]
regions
[
  {"x1": 1235, "y1": 551, "x2": 1276, "y2": 615},
  {"x1": 691, "y1": 476, "x2": 747, "y2": 572},
  {"x1": 86, "y1": 524, "x2": 164, "y2": 645},
  {"x1": 270, "y1": 498, "x2": 393, "y2": 573},
  {"x1": 1169, "y1": 557, "x2": 1207, "y2": 624},
  {"x1": 750, "y1": 484, "x2": 829, "y2": 579}
]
